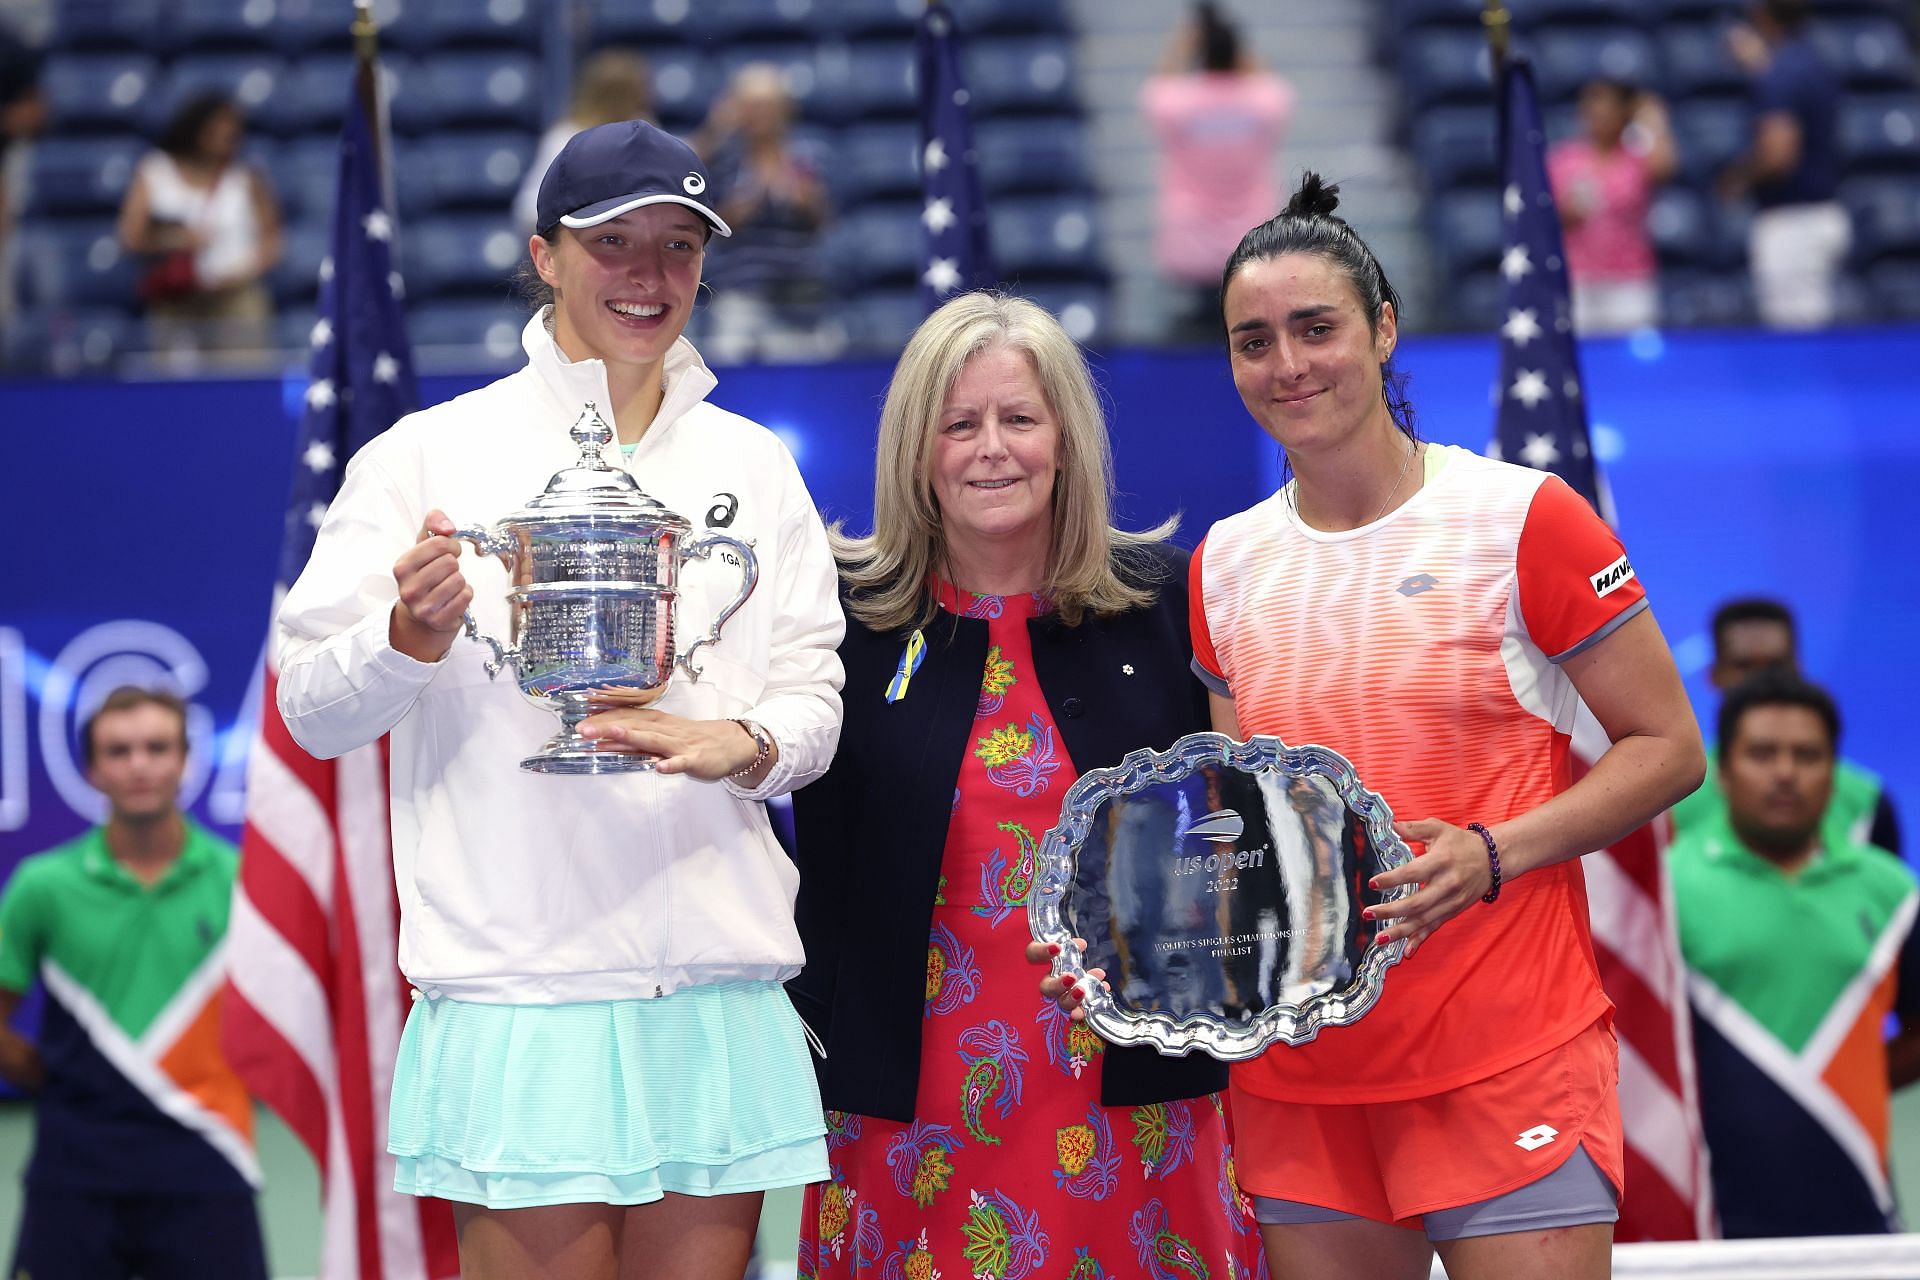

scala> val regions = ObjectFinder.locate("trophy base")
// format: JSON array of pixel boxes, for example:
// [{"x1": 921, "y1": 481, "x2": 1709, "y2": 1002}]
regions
[{"x1": 518, "y1": 732, "x2": 659, "y2": 774}]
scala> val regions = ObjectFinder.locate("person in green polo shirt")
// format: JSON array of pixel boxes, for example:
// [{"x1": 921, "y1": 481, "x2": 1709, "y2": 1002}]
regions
[
  {"x1": 1670, "y1": 597, "x2": 1902, "y2": 855},
  {"x1": 1671, "y1": 668, "x2": 1920, "y2": 1239},
  {"x1": 0, "y1": 686, "x2": 266, "y2": 1280}
]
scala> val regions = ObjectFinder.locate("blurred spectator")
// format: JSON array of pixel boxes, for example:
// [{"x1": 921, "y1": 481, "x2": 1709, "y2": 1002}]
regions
[
  {"x1": 0, "y1": 24, "x2": 42, "y2": 346},
  {"x1": 116, "y1": 91, "x2": 282, "y2": 366},
  {"x1": 1670, "y1": 597, "x2": 1902, "y2": 855},
  {"x1": 513, "y1": 48, "x2": 654, "y2": 237},
  {"x1": 1670, "y1": 669, "x2": 1920, "y2": 1239},
  {"x1": 0, "y1": 687, "x2": 268, "y2": 1279},
  {"x1": 1720, "y1": 0, "x2": 1849, "y2": 329},
  {"x1": 1547, "y1": 79, "x2": 1677, "y2": 334},
  {"x1": 1141, "y1": 1, "x2": 1293, "y2": 344},
  {"x1": 696, "y1": 63, "x2": 829, "y2": 363}
]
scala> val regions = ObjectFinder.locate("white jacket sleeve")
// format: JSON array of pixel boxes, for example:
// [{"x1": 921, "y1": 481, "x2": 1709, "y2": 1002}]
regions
[
  {"x1": 724, "y1": 455, "x2": 846, "y2": 801},
  {"x1": 275, "y1": 440, "x2": 441, "y2": 760}
]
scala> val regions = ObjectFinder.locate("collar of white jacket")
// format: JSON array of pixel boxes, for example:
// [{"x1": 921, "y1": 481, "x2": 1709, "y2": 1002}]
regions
[{"x1": 519, "y1": 307, "x2": 721, "y2": 458}]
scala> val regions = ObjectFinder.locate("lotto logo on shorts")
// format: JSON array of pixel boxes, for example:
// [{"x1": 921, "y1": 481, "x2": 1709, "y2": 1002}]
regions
[
  {"x1": 1515, "y1": 1124, "x2": 1560, "y2": 1151},
  {"x1": 1589, "y1": 555, "x2": 1635, "y2": 598}
]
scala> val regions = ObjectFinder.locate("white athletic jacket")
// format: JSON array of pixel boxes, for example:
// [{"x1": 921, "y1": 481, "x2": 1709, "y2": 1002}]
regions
[{"x1": 276, "y1": 312, "x2": 846, "y2": 1003}]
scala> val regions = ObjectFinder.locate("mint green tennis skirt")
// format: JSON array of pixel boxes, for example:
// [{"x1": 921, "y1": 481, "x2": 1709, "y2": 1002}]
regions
[{"x1": 388, "y1": 979, "x2": 828, "y2": 1209}]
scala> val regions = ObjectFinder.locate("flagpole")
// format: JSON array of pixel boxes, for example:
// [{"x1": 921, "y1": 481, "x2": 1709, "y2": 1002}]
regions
[{"x1": 1481, "y1": 0, "x2": 1511, "y2": 70}]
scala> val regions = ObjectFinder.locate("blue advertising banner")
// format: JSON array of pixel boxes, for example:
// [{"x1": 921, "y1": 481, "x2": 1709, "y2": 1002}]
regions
[{"x1": 3, "y1": 327, "x2": 1915, "y2": 877}]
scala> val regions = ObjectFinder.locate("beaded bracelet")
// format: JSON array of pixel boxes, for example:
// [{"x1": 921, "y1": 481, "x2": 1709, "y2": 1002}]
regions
[{"x1": 1467, "y1": 822, "x2": 1503, "y2": 904}]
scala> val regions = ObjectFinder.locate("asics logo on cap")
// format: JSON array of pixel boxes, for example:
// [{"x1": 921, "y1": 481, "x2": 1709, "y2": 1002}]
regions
[{"x1": 684, "y1": 172, "x2": 706, "y2": 195}]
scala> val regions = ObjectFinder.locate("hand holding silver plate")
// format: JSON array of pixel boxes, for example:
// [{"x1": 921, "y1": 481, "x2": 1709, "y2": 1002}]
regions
[
  {"x1": 1029, "y1": 732, "x2": 1415, "y2": 1060},
  {"x1": 453, "y1": 405, "x2": 758, "y2": 774}
]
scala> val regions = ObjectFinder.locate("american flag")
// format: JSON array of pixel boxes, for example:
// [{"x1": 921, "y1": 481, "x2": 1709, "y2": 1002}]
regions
[
  {"x1": 915, "y1": 0, "x2": 994, "y2": 308},
  {"x1": 1492, "y1": 57, "x2": 1713, "y2": 1242},
  {"x1": 221, "y1": 65, "x2": 458, "y2": 1280}
]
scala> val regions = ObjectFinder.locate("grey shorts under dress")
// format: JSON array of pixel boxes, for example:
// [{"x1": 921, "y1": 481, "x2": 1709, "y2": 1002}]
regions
[{"x1": 1251, "y1": 1144, "x2": 1619, "y2": 1242}]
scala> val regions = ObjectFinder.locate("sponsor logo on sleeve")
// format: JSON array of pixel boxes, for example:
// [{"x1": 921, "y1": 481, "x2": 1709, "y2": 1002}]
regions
[{"x1": 1590, "y1": 555, "x2": 1635, "y2": 599}]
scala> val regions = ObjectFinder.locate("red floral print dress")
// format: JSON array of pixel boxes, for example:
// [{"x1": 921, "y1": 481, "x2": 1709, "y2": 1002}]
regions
[{"x1": 798, "y1": 584, "x2": 1268, "y2": 1280}]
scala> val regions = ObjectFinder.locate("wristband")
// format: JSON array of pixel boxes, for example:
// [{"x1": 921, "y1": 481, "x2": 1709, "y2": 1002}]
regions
[{"x1": 1467, "y1": 822, "x2": 1502, "y2": 904}]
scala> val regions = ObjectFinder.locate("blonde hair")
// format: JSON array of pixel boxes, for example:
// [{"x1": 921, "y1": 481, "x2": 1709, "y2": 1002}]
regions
[
  {"x1": 834, "y1": 291, "x2": 1177, "y2": 633},
  {"x1": 571, "y1": 49, "x2": 652, "y2": 128}
]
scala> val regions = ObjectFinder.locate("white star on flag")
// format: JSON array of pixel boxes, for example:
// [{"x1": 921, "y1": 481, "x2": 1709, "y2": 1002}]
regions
[
  {"x1": 1504, "y1": 184, "x2": 1524, "y2": 216},
  {"x1": 923, "y1": 138, "x2": 949, "y2": 173},
  {"x1": 922, "y1": 197, "x2": 956, "y2": 234},
  {"x1": 363, "y1": 209, "x2": 393, "y2": 241},
  {"x1": 1562, "y1": 375, "x2": 1581, "y2": 399},
  {"x1": 1509, "y1": 369, "x2": 1550, "y2": 409},
  {"x1": 306, "y1": 501, "x2": 329, "y2": 528},
  {"x1": 1485, "y1": 438, "x2": 1504, "y2": 461},
  {"x1": 923, "y1": 257, "x2": 961, "y2": 294},
  {"x1": 318, "y1": 256, "x2": 334, "y2": 283},
  {"x1": 389, "y1": 271, "x2": 406, "y2": 299},
  {"x1": 302, "y1": 441, "x2": 335, "y2": 473},
  {"x1": 1500, "y1": 244, "x2": 1533, "y2": 283},
  {"x1": 309, "y1": 317, "x2": 333, "y2": 349},
  {"x1": 305, "y1": 378, "x2": 337, "y2": 410},
  {"x1": 1519, "y1": 432, "x2": 1562, "y2": 469},
  {"x1": 372, "y1": 352, "x2": 400, "y2": 384},
  {"x1": 1501, "y1": 308, "x2": 1541, "y2": 346}
]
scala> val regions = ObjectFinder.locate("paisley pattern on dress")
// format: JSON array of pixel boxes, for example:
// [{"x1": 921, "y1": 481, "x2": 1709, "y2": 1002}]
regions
[{"x1": 800, "y1": 583, "x2": 1267, "y2": 1280}]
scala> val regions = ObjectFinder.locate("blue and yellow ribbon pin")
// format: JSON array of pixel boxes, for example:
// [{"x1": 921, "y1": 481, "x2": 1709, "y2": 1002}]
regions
[{"x1": 885, "y1": 629, "x2": 927, "y2": 703}]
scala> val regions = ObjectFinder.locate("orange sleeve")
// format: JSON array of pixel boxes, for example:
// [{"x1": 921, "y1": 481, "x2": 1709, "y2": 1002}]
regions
[
  {"x1": 1515, "y1": 475, "x2": 1649, "y2": 663},
  {"x1": 1189, "y1": 537, "x2": 1229, "y2": 695}
]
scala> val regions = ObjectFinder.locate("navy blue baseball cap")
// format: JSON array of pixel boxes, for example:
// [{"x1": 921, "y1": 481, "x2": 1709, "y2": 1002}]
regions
[{"x1": 535, "y1": 119, "x2": 732, "y2": 238}]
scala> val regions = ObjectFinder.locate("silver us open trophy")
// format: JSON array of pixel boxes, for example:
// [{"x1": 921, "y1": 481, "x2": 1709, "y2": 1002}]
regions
[
  {"x1": 454, "y1": 405, "x2": 757, "y2": 774},
  {"x1": 1030, "y1": 732, "x2": 1415, "y2": 1060}
]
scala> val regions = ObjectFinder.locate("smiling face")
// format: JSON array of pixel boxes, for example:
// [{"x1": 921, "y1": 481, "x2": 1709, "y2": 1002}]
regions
[
  {"x1": 532, "y1": 205, "x2": 705, "y2": 377},
  {"x1": 1223, "y1": 252, "x2": 1396, "y2": 457},
  {"x1": 931, "y1": 343, "x2": 1061, "y2": 561}
]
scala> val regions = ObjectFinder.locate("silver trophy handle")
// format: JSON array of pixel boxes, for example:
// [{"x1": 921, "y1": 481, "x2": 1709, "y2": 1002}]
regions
[
  {"x1": 674, "y1": 533, "x2": 759, "y2": 681},
  {"x1": 452, "y1": 524, "x2": 519, "y2": 680}
]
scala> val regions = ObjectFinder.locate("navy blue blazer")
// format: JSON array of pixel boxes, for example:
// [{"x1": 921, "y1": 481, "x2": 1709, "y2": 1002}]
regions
[{"x1": 788, "y1": 543, "x2": 1227, "y2": 1122}]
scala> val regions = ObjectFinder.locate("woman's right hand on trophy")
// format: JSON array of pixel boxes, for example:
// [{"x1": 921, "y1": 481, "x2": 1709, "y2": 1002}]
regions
[
  {"x1": 390, "y1": 510, "x2": 473, "y2": 663},
  {"x1": 1027, "y1": 937, "x2": 1109, "y2": 1023}
]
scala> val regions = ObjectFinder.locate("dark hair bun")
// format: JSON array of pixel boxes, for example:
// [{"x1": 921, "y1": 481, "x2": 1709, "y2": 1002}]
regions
[{"x1": 1283, "y1": 172, "x2": 1342, "y2": 220}]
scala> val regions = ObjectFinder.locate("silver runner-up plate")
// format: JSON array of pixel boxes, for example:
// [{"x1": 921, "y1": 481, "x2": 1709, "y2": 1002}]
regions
[{"x1": 1029, "y1": 732, "x2": 1415, "y2": 1061}]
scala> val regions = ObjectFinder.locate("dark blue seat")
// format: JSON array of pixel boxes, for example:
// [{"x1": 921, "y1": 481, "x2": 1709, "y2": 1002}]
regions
[
  {"x1": 42, "y1": 56, "x2": 162, "y2": 134},
  {"x1": 1659, "y1": 268, "x2": 1755, "y2": 326},
  {"x1": 407, "y1": 300, "x2": 530, "y2": 360},
  {"x1": 1530, "y1": 28, "x2": 1662, "y2": 102},
  {"x1": 268, "y1": 57, "x2": 359, "y2": 136},
  {"x1": 265, "y1": 134, "x2": 345, "y2": 224},
  {"x1": 1838, "y1": 95, "x2": 1920, "y2": 174},
  {"x1": 988, "y1": 195, "x2": 1101, "y2": 279},
  {"x1": 1810, "y1": 17, "x2": 1917, "y2": 92},
  {"x1": 1443, "y1": 270, "x2": 1505, "y2": 330},
  {"x1": 401, "y1": 215, "x2": 527, "y2": 299},
  {"x1": 947, "y1": 0, "x2": 1070, "y2": 35},
  {"x1": 1865, "y1": 255, "x2": 1920, "y2": 318},
  {"x1": 270, "y1": 220, "x2": 331, "y2": 307},
  {"x1": 267, "y1": 0, "x2": 360, "y2": 55},
  {"x1": 1645, "y1": 184, "x2": 1726, "y2": 267},
  {"x1": 22, "y1": 137, "x2": 142, "y2": 217},
  {"x1": 1663, "y1": 23, "x2": 1748, "y2": 99},
  {"x1": 975, "y1": 117, "x2": 1090, "y2": 195},
  {"x1": 1389, "y1": 0, "x2": 1488, "y2": 30},
  {"x1": 827, "y1": 0, "x2": 920, "y2": 39},
  {"x1": 1842, "y1": 177, "x2": 1920, "y2": 260},
  {"x1": 159, "y1": 54, "x2": 289, "y2": 134},
  {"x1": 1508, "y1": 0, "x2": 1654, "y2": 28},
  {"x1": 387, "y1": 0, "x2": 539, "y2": 53},
  {"x1": 964, "y1": 37, "x2": 1077, "y2": 118},
  {"x1": 1400, "y1": 29, "x2": 1498, "y2": 113},
  {"x1": 1426, "y1": 187, "x2": 1506, "y2": 276},
  {"x1": 47, "y1": 0, "x2": 163, "y2": 51},
  {"x1": 5, "y1": 307, "x2": 139, "y2": 373},
  {"x1": 169, "y1": 0, "x2": 281, "y2": 51},
  {"x1": 817, "y1": 42, "x2": 918, "y2": 122},
  {"x1": 829, "y1": 122, "x2": 922, "y2": 208},
  {"x1": 1644, "y1": 0, "x2": 1740, "y2": 19},
  {"x1": 396, "y1": 132, "x2": 532, "y2": 217},
  {"x1": 822, "y1": 204, "x2": 923, "y2": 289},
  {"x1": 15, "y1": 220, "x2": 140, "y2": 309},
  {"x1": 585, "y1": 0, "x2": 701, "y2": 46},
  {"x1": 391, "y1": 53, "x2": 541, "y2": 134},
  {"x1": 837, "y1": 288, "x2": 923, "y2": 352},
  {"x1": 697, "y1": 0, "x2": 822, "y2": 42},
  {"x1": 1672, "y1": 97, "x2": 1748, "y2": 185},
  {"x1": 1022, "y1": 283, "x2": 1108, "y2": 344},
  {"x1": 1411, "y1": 106, "x2": 1501, "y2": 191},
  {"x1": 647, "y1": 48, "x2": 723, "y2": 129}
]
